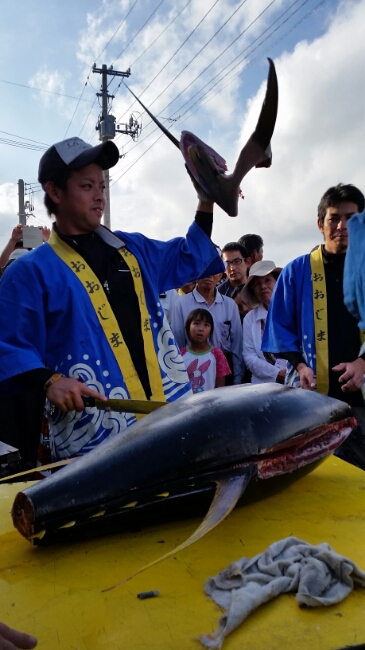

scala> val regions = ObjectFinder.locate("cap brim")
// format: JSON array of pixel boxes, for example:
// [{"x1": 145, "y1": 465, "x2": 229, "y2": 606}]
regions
[{"x1": 69, "y1": 140, "x2": 120, "y2": 171}]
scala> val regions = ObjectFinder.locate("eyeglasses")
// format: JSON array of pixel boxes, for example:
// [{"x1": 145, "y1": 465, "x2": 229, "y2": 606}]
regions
[{"x1": 224, "y1": 258, "x2": 244, "y2": 268}]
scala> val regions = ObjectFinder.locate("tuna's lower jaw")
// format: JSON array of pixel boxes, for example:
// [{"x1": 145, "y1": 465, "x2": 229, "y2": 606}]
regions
[{"x1": 257, "y1": 418, "x2": 356, "y2": 479}]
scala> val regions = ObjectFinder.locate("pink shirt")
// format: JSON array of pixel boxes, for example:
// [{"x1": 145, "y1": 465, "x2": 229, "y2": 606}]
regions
[{"x1": 180, "y1": 346, "x2": 231, "y2": 393}]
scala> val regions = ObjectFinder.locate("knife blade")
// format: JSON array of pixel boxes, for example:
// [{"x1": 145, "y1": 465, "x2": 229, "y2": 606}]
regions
[{"x1": 82, "y1": 396, "x2": 166, "y2": 414}]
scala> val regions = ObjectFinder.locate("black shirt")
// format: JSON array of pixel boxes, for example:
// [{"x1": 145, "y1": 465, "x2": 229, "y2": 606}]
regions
[
  {"x1": 14, "y1": 212, "x2": 213, "y2": 396},
  {"x1": 281, "y1": 246, "x2": 364, "y2": 406}
]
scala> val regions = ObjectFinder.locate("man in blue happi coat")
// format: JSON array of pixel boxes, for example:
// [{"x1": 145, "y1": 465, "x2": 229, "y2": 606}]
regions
[
  {"x1": 344, "y1": 207, "x2": 365, "y2": 330},
  {"x1": 262, "y1": 183, "x2": 365, "y2": 469},
  {"x1": 0, "y1": 137, "x2": 224, "y2": 460}
]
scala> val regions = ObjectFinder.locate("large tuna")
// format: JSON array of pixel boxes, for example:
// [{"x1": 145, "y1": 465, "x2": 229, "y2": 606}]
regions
[{"x1": 12, "y1": 384, "x2": 354, "y2": 572}]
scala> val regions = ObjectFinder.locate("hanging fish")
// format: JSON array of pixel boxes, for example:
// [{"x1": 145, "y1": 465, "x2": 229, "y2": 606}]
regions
[{"x1": 125, "y1": 58, "x2": 278, "y2": 216}]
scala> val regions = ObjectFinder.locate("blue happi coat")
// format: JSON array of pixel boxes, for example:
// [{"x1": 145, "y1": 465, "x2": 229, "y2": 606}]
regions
[
  {"x1": 262, "y1": 253, "x2": 317, "y2": 386},
  {"x1": 0, "y1": 223, "x2": 223, "y2": 459}
]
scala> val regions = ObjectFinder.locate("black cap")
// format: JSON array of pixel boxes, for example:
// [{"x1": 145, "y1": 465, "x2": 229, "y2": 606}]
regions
[{"x1": 38, "y1": 137, "x2": 120, "y2": 187}]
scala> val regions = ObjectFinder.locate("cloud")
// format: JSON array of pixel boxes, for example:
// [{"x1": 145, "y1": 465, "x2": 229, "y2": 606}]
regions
[
  {"x1": 0, "y1": 183, "x2": 19, "y2": 251},
  {"x1": 29, "y1": 66, "x2": 72, "y2": 114},
  {"x1": 108, "y1": 0, "x2": 365, "y2": 268},
  {"x1": 227, "y1": 0, "x2": 365, "y2": 265},
  {"x1": 77, "y1": 1, "x2": 131, "y2": 68}
]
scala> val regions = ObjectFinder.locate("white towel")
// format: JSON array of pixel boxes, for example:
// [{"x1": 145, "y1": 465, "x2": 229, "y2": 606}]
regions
[{"x1": 199, "y1": 536, "x2": 365, "y2": 649}]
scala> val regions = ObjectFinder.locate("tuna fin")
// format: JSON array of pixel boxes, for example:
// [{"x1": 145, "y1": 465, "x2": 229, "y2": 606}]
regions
[
  {"x1": 102, "y1": 466, "x2": 256, "y2": 592},
  {"x1": 0, "y1": 459, "x2": 75, "y2": 483}
]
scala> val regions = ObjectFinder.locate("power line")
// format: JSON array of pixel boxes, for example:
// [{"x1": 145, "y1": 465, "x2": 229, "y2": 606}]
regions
[
  {"x1": 78, "y1": 97, "x2": 99, "y2": 137},
  {"x1": 115, "y1": 0, "x2": 283, "y2": 157},
  {"x1": 95, "y1": 0, "x2": 140, "y2": 65},
  {"x1": 0, "y1": 78, "x2": 93, "y2": 102},
  {"x1": 63, "y1": 73, "x2": 95, "y2": 138},
  {"x1": 115, "y1": 0, "x2": 221, "y2": 124},
  {"x1": 113, "y1": 0, "x2": 194, "y2": 127},
  {"x1": 128, "y1": 0, "x2": 193, "y2": 70},
  {"x1": 64, "y1": 0, "x2": 141, "y2": 138},
  {"x1": 111, "y1": 0, "x2": 325, "y2": 185},
  {"x1": 143, "y1": 0, "x2": 272, "y2": 116},
  {"x1": 163, "y1": 0, "x2": 305, "y2": 122},
  {"x1": 117, "y1": 0, "x2": 310, "y2": 160},
  {"x1": 185, "y1": 0, "x2": 317, "y2": 119},
  {"x1": 0, "y1": 130, "x2": 49, "y2": 147},
  {"x1": 115, "y1": 0, "x2": 280, "y2": 151},
  {"x1": 111, "y1": 0, "x2": 166, "y2": 68},
  {"x1": 108, "y1": 0, "x2": 168, "y2": 102},
  {"x1": 0, "y1": 138, "x2": 47, "y2": 152}
]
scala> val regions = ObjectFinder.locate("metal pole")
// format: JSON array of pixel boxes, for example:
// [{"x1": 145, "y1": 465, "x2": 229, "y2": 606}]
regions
[
  {"x1": 101, "y1": 65, "x2": 111, "y2": 229},
  {"x1": 18, "y1": 179, "x2": 26, "y2": 225},
  {"x1": 93, "y1": 64, "x2": 131, "y2": 229}
]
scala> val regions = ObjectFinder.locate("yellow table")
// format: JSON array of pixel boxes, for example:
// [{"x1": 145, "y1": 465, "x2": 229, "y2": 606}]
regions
[{"x1": 1, "y1": 456, "x2": 364, "y2": 649}]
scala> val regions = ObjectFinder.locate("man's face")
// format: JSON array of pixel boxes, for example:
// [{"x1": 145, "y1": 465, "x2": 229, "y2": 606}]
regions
[
  {"x1": 252, "y1": 247, "x2": 263, "y2": 264},
  {"x1": 196, "y1": 274, "x2": 222, "y2": 293},
  {"x1": 246, "y1": 247, "x2": 263, "y2": 269},
  {"x1": 222, "y1": 250, "x2": 247, "y2": 286},
  {"x1": 318, "y1": 202, "x2": 359, "y2": 254},
  {"x1": 48, "y1": 164, "x2": 106, "y2": 235}
]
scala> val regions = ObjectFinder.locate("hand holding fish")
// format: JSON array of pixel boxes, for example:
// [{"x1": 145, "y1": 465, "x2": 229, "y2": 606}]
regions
[
  {"x1": 297, "y1": 363, "x2": 316, "y2": 390},
  {"x1": 185, "y1": 164, "x2": 212, "y2": 205},
  {"x1": 333, "y1": 358, "x2": 365, "y2": 392},
  {"x1": 46, "y1": 377, "x2": 107, "y2": 413},
  {"x1": 0, "y1": 623, "x2": 37, "y2": 650}
]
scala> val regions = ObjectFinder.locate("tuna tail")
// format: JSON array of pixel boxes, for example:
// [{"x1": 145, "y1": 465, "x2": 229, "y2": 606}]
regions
[
  {"x1": 187, "y1": 58, "x2": 278, "y2": 216},
  {"x1": 124, "y1": 59, "x2": 278, "y2": 217},
  {"x1": 102, "y1": 465, "x2": 256, "y2": 591}
]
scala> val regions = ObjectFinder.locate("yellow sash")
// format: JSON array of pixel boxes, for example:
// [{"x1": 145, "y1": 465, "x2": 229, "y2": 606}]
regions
[
  {"x1": 310, "y1": 246, "x2": 329, "y2": 394},
  {"x1": 48, "y1": 230, "x2": 165, "y2": 404},
  {"x1": 310, "y1": 246, "x2": 365, "y2": 395}
]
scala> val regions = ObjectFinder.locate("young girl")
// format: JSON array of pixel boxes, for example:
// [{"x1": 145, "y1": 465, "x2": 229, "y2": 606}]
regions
[{"x1": 180, "y1": 308, "x2": 231, "y2": 393}]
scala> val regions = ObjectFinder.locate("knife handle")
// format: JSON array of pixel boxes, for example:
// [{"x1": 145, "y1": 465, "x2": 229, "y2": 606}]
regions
[{"x1": 82, "y1": 396, "x2": 96, "y2": 407}]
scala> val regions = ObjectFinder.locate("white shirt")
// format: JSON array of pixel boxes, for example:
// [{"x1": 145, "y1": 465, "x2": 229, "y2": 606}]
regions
[
  {"x1": 170, "y1": 287, "x2": 244, "y2": 384},
  {"x1": 243, "y1": 303, "x2": 287, "y2": 384},
  {"x1": 158, "y1": 288, "x2": 179, "y2": 327}
]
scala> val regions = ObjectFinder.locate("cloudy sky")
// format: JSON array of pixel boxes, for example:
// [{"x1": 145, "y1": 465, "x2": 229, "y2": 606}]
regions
[{"x1": 1, "y1": 0, "x2": 364, "y2": 266}]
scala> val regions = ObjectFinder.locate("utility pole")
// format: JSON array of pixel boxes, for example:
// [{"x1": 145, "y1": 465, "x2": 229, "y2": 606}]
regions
[
  {"x1": 18, "y1": 180, "x2": 26, "y2": 225},
  {"x1": 18, "y1": 181, "x2": 35, "y2": 225},
  {"x1": 93, "y1": 64, "x2": 131, "y2": 229}
]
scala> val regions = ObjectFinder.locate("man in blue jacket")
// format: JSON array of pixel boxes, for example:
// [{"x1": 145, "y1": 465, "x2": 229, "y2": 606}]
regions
[
  {"x1": 262, "y1": 183, "x2": 365, "y2": 469},
  {"x1": 0, "y1": 137, "x2": 224, "y2": 460}
]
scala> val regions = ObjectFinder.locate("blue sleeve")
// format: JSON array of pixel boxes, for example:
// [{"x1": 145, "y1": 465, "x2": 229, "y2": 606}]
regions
[
  {"x1": 344, "y1": 213, "x2": 365, "y2": 327},
  {"x1": 116, "y1": 222, "x2": 224, "y2": 293},
  {"x1": 0, "y1": 257, "x2": 48, "y2": 388},
  {"x1": 262, "y1": 260, "x2": 303, "y2": 354}
]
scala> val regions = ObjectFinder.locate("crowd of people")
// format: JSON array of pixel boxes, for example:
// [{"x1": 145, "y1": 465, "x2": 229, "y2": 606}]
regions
[{"x1": 1, "y1": 136, "x2": 365, "y2": 647}]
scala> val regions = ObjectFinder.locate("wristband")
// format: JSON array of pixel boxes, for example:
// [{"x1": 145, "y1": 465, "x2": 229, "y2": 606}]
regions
[{"x1": 44, "y1": 373, "x2": 64, "y2": 391}]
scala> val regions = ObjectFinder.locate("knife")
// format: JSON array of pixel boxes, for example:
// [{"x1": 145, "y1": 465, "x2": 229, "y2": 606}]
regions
[{"x1": 82, "y1": 396, "x2": 166, "y2": 414}]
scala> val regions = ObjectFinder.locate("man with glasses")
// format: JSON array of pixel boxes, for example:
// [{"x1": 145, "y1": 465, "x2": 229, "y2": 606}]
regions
[
  {"x1": 218, "y1": 242, "x2": 248, "y2": 297},
  {"x1": 171, "y1": 273, "x2": 244, "y2": 384}
]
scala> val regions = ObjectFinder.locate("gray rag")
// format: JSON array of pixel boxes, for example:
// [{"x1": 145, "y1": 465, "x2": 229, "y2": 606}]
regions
[{"x1": 199, "y1": 536, "x2": 365, "y2": 649}]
